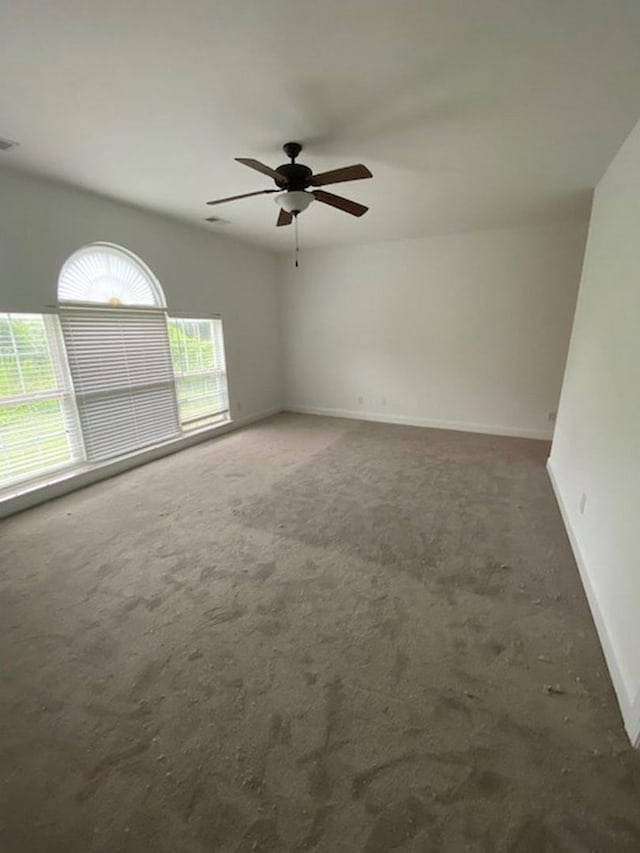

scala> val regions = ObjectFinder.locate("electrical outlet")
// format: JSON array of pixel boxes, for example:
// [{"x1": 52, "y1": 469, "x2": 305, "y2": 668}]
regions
[
  {"x1": 236, "y1": 401, "x2": 243, "y2": 413},
  {"x1": 548, "y1": 411, "x2": 557, "y2": 422},
  {"x1": 357, "y1": 395, "x2": 364, "y2": 405},
  {"x1": 381, "y1": 397, "x2": 387, "y2": 407},
  {"x1": 580, "y1": 493, "x2": 587, "y2": 514}
]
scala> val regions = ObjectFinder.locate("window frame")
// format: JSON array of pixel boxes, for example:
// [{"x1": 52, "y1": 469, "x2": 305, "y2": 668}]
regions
[
  {"x1": 58, "y1": 242, "x2": 166, "y2": 308},
  {"x1": 167, "y1": 315, "x2": 230, "y2": 430},
  {"x1": 0, "y1": 312, "x2": 85, "y2": 493},
  {"x1": 1, "y1": 243, "x2": 233, "y2": 506}
]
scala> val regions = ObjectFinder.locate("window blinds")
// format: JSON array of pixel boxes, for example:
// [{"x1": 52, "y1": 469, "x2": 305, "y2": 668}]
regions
[{"x1": 59, "y1": 307, "x2": 180, "y2": 462}]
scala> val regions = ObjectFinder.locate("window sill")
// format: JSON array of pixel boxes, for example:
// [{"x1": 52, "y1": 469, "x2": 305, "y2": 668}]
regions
[{"x1": 0, "y1": 417, "x2": 233, "y2": 518}]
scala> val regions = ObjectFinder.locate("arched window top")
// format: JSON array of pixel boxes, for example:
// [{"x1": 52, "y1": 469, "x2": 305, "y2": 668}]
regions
[{"x1": 58, "y1": 243, "x2": 166, "y2": 308}]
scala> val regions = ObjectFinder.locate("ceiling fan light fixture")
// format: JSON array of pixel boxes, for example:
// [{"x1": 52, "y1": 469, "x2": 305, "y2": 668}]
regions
[
  {"x1": 274, "y1": 190, "x2": 314, "y2": 214},
  {"x1": 205, "y1": 144, "x2": 372, "y2": 228}
]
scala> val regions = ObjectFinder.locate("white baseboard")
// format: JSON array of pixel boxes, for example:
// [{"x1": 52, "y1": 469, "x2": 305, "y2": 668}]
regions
[
  {"x1": 231, "y1": 405, "x2": 282, "y2": 428},
  {"x1": 284, "y1": 404, "x2": 553, "y2": 441},
  {"x1": 0, "y1": 405, "x2": 282, "y2": 519},
  {"x1": 547, "y1": 458, "x2": 640, "y2": 747}
]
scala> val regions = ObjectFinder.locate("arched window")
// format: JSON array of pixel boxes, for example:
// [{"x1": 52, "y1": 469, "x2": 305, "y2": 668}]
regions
[
  {"x1": 56, "y1": 242, "x2": 229, "y2": 465},
  {"x1": 0, "y1": 243, "x2": 230, "y2": 498},
  {"x1": 58, "y1": 243, "x2": 166, "y2": 307},
  {"x1": 58, "y1": 243, "x2": 179, "y2": 461}
]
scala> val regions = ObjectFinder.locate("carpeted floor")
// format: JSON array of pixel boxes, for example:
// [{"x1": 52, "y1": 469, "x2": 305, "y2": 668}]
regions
[{"x1": 1, "y1": 413, "x2": 639, "y2": 852}]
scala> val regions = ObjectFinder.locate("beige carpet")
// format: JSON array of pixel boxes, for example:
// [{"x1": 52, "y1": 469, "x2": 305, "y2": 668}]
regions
[{"x1": 1, "y1": 413, "x2": 639, "y2": 852}]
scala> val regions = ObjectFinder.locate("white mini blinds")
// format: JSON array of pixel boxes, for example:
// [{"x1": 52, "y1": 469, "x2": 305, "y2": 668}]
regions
[
  {"x1": 57, "y1": 245, "x2": 180, "y2": 463},
  {"x1": 59, "y1": 307, "x2": 180, "y2": 462}
]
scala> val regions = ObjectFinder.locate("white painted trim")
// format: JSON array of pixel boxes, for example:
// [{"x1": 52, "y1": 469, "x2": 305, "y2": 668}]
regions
[
  {"x1": 0, "y1": 405, "x2": 281, "y2": 519},
  {"x1": 284, "y1": 404, "x2": 553, "y2": 440},
  {"x1": 547, "y1": 458, "x2": 640, "y2": 747}
]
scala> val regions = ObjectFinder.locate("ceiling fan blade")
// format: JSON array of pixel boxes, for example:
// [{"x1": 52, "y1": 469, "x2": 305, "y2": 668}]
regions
[
  {"x1": 277, "y1": 208, "x2": 293, "y2": 227},
  {"x1": 206, "y1": 189, "x2": 277, "y2": 206},
  {"x1": 309, "y1": 164, "x2": 372, "y2": 187},
  {"x1": 235, "y1": 158, "x2": 283, "y2": 181},
  {"x1": 312, "y1": 190, "x2": 368, "y2": 217}
]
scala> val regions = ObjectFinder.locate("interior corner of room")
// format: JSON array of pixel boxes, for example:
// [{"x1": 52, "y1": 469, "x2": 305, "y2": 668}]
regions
[{"x1": 2, "y1": 141, "x2": 639, "y2": 735}]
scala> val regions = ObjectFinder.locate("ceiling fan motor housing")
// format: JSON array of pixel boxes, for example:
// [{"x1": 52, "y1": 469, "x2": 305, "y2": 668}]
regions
[
  {"x1": 274, "y1": 141, "x2": 312, "y2": 190},
  {"x1": 274, "y1": 162, "x2": 313, "y2": 190}
]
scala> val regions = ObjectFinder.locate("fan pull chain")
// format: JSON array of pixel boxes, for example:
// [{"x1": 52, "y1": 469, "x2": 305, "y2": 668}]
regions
[{"x1": 294, "y1": 213, "x2": 300, "y2": 268}]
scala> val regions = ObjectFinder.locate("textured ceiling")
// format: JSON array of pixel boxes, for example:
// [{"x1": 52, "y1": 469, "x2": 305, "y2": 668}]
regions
[{"x1": 2, "y1": 0, "x2": 640, "y2": 250}]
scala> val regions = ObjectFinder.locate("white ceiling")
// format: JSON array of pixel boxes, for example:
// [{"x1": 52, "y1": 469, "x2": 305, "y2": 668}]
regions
[{"x1": 2, "y1": 0, "x2": 640, "y2": 251}]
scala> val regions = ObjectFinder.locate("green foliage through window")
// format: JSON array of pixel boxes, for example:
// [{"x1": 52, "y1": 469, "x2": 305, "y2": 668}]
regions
[
  {"x1": 168, "y1": 317, "x2": 228, "y2": 428},
  {"x1": 0, "y1": 314, "x2": 79, "y2": 487}
]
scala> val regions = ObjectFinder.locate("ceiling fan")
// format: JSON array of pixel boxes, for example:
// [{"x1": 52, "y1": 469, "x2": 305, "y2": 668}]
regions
[{"x1": 206, "y1": 142, "x2": 372, "y2": 227}]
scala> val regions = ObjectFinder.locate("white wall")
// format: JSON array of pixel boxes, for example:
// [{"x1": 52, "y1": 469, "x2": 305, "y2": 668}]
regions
[
  {"x1": 280, "y1": 221, "x2": 588, "y2": 439},
  {"x1": 549, "y1": 119, "x2": 640, "y2": 745},
  {"x1": 0, "y1": 167, "x2": 281, "y2": 421}
]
